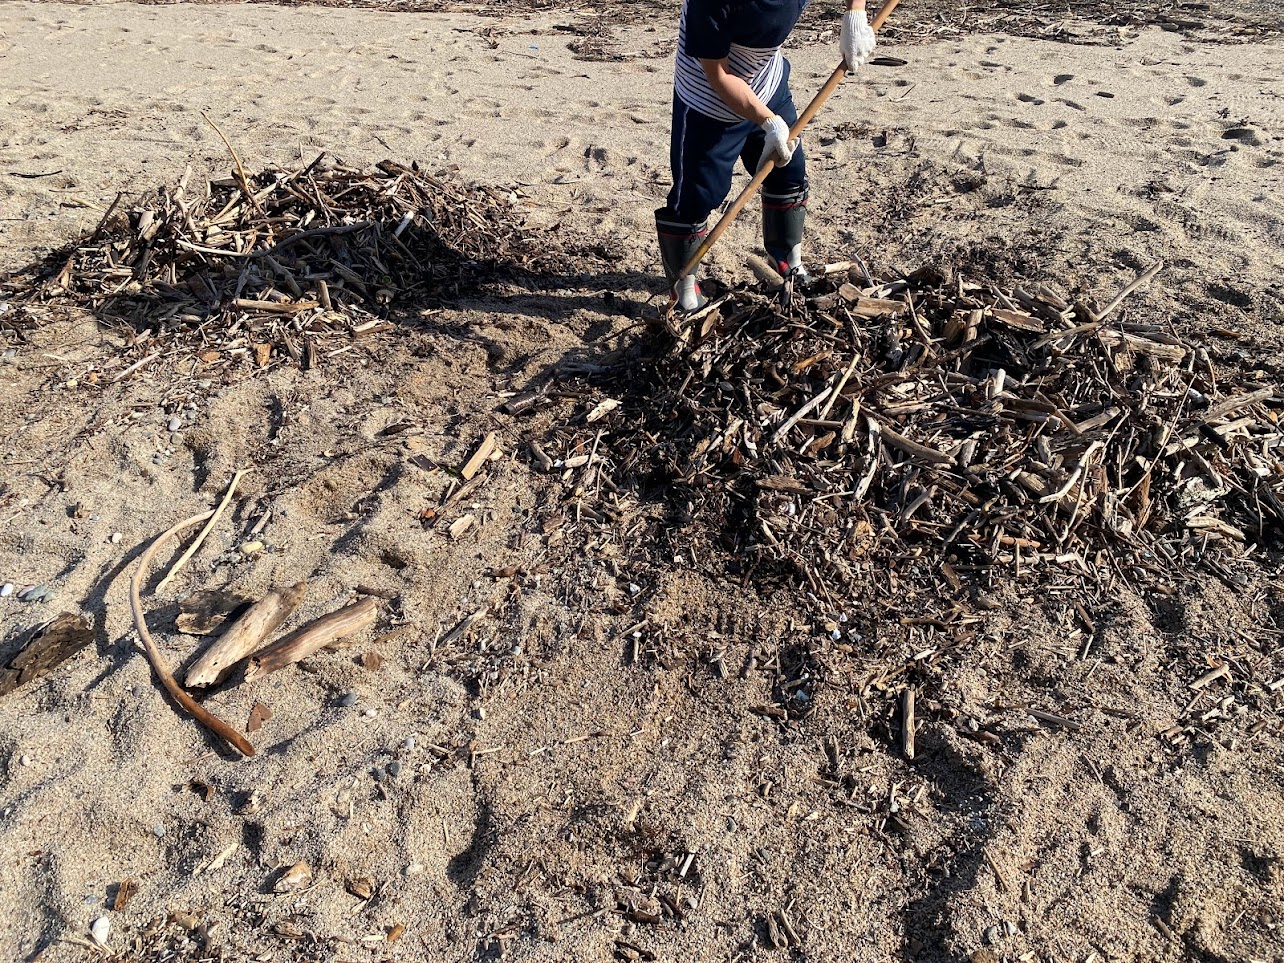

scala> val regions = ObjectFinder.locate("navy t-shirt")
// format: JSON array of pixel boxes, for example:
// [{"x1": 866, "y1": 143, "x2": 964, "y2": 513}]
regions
[
  {"x1": 675, "y1": 0, "x2": 810, "y2": 121},
  {"x1": 682, "y1": 0, "x2": 810, "y2": 59}
]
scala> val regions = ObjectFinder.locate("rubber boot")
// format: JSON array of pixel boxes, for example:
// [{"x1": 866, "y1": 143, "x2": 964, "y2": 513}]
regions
[
  {"x1": 655, "y1": 209, "x2": 709, "y2": 312},
  {"x1": 762, "y1": 183, "x2": 811, "y2": 285}
]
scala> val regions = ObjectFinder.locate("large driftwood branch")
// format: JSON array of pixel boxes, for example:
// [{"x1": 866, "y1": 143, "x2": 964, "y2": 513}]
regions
[
  {"x1": 185, "y1": 581, "x2": 307, "y2": 687},
  {"x1": 244, "y1": 598, "x2": 378, "y2": 682}
]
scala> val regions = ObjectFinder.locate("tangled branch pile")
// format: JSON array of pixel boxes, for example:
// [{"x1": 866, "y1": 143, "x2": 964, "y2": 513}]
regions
[
  {"x1": 3, "y1": 155, "x2": 572, "y2": 360},
  {"x1": 564, "y1": 263, "x2": 1283, "y2": 614}
]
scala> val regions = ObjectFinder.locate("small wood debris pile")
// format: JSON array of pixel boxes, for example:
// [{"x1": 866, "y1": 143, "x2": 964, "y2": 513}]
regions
[
  {"x1": 3, "y1": 155, "x2": 571, "y2": 355},
  {"x1": 562, "y1": 262, "x2": 1282, "y2": 609}
]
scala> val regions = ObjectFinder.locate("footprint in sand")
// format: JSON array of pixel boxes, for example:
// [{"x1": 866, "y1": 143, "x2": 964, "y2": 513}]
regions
[
  {"x1": 1055, "y1": 98, "x2": 1087, "y2": 112},
  {"x1": 542, "y1": 135, "x2": 575, "y2": 156},
  {"x1": 1222, "y1": 126, "x2": 1264, "y2": 147},
  {"x1": 584, "y1": 146, "x2": 613, "y2": 171},
  {"x1": 1185, "y1": 75, "x2": 1208, "y2": 88},
  {"x1": 1053, "y1": 74, "x2": 1074, "y2": 85},
  {"x1": 1016, "y1": 93, "x2": 1045, "y2": 105}
]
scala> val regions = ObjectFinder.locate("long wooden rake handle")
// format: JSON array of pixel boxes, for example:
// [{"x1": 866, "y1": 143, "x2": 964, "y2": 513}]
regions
[{"x1": 679, "y1": 0, "x2": 904, "y2": 279}]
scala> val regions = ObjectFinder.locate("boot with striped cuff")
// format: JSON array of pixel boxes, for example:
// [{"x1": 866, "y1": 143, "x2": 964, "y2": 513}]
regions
[
  {"x1": 655, "y1": 209, "x2": 709, "y2": 313},
  {"x1": 762, "y1": 183, "x2": 811, "y2": 285}
]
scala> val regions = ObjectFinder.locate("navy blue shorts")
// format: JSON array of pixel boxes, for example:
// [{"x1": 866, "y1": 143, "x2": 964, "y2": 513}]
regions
[{"x1": 664, "y1": 59, "x2": 807, "y2": 226}]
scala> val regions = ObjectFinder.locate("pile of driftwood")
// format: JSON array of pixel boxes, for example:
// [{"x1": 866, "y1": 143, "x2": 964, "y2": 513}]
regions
[
  {"x1": 3, "y1": 154, "x2": 564, "y2": 361},
  {"x1": 558, "y1": 261, "x2": 1282, "y2": 612}
]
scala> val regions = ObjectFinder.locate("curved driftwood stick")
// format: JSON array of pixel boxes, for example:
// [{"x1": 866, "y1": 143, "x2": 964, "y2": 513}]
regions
[
  {"x1": 244, "y1": 597, "x2": 378, "y2": 683},
  {"x1": 156, "y1": 469, "x2": 247, "y2": 594},
  {"x1": 129, "y1": 511, "x2": 256, "y2": 757}
]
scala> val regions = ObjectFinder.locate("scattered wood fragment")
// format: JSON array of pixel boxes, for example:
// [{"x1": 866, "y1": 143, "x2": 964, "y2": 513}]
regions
[
  {"x1": 244, "y1": 597, "x2": 378, "y2": 682},
  {"x1": 436, "y1": 608, "x2": 488, "y2": 649},
  {"x1": 460, "y1": 432, "x2": 498, "y2": 481},
  {"x1": 247, "y1": 702, "x2": 272, "y2": 734},
  {"x1": 1028, "y1": 708, "x2": 1084, "y2": 731},
  {"x1": 185, "y1": 581, "x2": 308, "y2": 687},
  {"x1": 901, "y1": 687, "x2": 916, "y2": 760},
  {"x1": 111, "y1": 880, "x2": 138, "y2": 912},
  {"x1": 1189, "y1": 663, "x2": 1230, "y2": 690},
  {"x1": 0, "y1": 613, "x2": 94, "y2": 696}
]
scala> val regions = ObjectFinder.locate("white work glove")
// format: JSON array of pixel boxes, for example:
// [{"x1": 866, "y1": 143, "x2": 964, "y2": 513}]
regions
[
  {"x1": 840, "y1": 9, "x2": 876, "y2": 70},
  {"x1": 758, "y1": 115, "x2": 795, "y2": 171}
]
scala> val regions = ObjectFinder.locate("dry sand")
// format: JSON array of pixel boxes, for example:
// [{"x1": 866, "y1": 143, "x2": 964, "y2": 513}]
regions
[{"x1": 1, "y1": 2, "x2": 1283, "y2": 961}]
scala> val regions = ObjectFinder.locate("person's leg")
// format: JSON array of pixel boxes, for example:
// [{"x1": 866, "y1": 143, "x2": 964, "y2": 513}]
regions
[
  {"x1": 657, "y1": 95, "x2": 752, "y2": 310},
  {"x1": 744, "y1": 62, "x2": 810, "y2": 279}
]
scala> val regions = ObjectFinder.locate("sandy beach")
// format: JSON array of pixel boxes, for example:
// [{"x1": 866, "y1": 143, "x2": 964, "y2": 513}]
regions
[{"x1": 1, "y1": 2, "x2": 1282, "y2": 961}]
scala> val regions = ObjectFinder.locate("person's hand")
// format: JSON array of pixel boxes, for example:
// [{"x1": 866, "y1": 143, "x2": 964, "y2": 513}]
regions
[
  {"x1": 840, "y1": 9, "x2": 876, "y2": 70},
  {"x1": 758, "y1": 115, "x2": 795, "y2": 171}
]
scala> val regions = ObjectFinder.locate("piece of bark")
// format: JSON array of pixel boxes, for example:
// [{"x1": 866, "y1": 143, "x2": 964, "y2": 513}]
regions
[
  {"x1": 176, "y1": 589, "x2": 253, "y2": 636},
  {"x1": 185, "y1": 582, "x2": 307, "y2": 687},
  {"x1": 111, "y1": 880, "x2": 138, "y2": 912},
  {"x1": 247, "y1": 702, "x2": 272, "y2": 733},
  {"x1": 0, "y1": 613, "x2": 94, "y2": 696},
  {"x1": 244, "y1": 598, "x2": 378, "y2": 682}
]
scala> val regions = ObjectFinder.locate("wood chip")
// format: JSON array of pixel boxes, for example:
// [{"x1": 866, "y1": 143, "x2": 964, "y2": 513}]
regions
[{"x1": 460, "y1": 432, "x2": 498, "y2": 480}]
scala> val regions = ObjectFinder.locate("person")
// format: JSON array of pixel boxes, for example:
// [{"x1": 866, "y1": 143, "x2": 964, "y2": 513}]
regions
[{"x1": 655, "y1": 0, "x2": 876, "y2": 310}]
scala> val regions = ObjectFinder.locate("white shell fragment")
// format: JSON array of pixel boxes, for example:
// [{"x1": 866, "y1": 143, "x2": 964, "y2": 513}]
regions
[{"x1": 90, "y1": 916, "x2": 111, "y2": 946}]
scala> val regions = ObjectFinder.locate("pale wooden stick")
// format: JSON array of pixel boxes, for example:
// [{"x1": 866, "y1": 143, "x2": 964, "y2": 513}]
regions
[
  {"x1": 129, "y1": 511, "x2": 255, "y2": 757},
  {"x1": 156, "y1": 469, "x2": 247, "y2": 594},
  {"x1": 1032, "y1": 262, "x2": 1165, "y2": 349},
  {"x1": 244, "y1": 598, "x2": 378, "y2": 682},
  {"x1": 185, "y1": 581, "x2": 308, "y2": 687},
  {"x1": 819, "y1": 355, "x2": 861, "y2": 420},
  {"x1": 200, "y1": 111, "x2": 266, "y2": 221},
  {"x1": 1091, "y1": 261, "x2": 1164, "y2": 324},
  {"x1": 902, "y1": 687, "x2": 916, "y2": 760}
]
